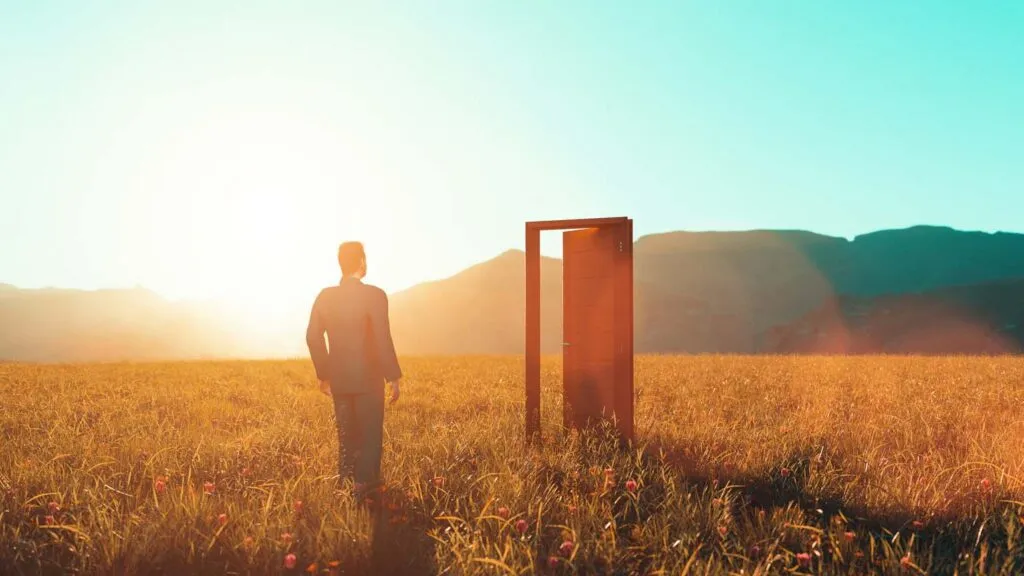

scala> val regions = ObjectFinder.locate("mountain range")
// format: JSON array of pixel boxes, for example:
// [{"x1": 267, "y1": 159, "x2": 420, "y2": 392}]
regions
[{"x1": 2, "y1": 225, "x2": 1023, "y2": 361}]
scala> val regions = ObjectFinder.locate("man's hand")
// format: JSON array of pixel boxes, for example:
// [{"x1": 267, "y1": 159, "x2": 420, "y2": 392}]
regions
[
  {"x1": 388, "y1": 379, "x2": 401, "y2": 405},
  {"x1": 319, "y1": 379, "x2": 332, "y2": 397}
]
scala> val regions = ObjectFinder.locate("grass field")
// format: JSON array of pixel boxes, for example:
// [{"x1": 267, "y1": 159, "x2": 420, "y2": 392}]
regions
[{"x1": 3, "y1": 355, "x2": 1024, "y2": 575}]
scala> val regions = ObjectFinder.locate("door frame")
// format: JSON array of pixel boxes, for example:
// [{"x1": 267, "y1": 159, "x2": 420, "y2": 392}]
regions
[{"x1": 524, "y1": 217, "x2": 634, "y2": 443}]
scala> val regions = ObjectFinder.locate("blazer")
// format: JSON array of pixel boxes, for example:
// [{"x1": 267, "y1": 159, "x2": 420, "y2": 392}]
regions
[{"x1": 306, "y1": 277, "x2": 403, "y2": 394}]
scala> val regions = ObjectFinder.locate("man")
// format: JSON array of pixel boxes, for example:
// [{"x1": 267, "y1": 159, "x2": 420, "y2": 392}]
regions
[{"x1": 306, "y1": 241, "x2": 402, "y2": 499}]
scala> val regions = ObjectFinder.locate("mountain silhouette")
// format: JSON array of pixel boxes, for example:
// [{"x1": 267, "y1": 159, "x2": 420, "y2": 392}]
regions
[
  {"x1": 0, "y1": 286, "x2": 263, "y2": 362},
  {"x1": 763, "y1": 278, "x2": 1024, "y2": 354},
  {"x1": 389, "y1": 225, "x2": 1024, "y2": 354},
  {"x1": 2, "y1": 226, "x2": 1023, "y2": 361}
]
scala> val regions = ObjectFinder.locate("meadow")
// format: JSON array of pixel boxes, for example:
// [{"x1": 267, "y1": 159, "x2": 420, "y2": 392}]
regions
[{"x1": 2, "y1": 355, "x2": 1024, "y2": 575}]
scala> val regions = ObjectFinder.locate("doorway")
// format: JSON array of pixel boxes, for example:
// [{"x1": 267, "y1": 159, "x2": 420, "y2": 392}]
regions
[{"x1": 524, "y1": 217, "x2": 634, "y2": 442}]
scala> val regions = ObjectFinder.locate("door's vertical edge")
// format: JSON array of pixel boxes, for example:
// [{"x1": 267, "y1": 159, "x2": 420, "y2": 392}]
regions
[
  {"x1": 525, "y1": 225, "x2": 541, "y2": 441},
  {"x1": 622, "y1": 216, "x2": 630, "y2": 438},
  {"x1": 614, "y1": 219, "x2": 635, "y2": 443},
  {"x1": 561, "y1": 230, "x2": 573, "y2": 431}
]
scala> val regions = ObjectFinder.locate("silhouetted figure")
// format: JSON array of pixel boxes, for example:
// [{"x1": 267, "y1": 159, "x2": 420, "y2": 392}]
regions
[{"x1": 306, "y1": 241, "x2": 402, "y2": 499}]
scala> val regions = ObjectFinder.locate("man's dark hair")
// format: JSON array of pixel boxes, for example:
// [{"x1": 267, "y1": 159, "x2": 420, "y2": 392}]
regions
[{"x1": 338, "y1": 241, "x2": 365, "y2": 276}]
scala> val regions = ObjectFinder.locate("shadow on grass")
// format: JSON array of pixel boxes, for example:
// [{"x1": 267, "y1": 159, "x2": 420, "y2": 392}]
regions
[
  {"x1": 638, "y1": 436, "x2": 1020, "y2": 573},
  {"x1": 363, "y1": 487, "x2": 438, "y2": 576}
]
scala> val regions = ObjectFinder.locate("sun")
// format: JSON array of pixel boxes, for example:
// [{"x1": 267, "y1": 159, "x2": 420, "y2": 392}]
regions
[{"x1": 131, "y1": 85, "x2": 368, "y2": 318}]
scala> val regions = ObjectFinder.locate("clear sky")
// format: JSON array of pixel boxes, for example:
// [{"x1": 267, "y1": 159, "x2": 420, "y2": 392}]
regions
[{"x1": 2, "y1": 1, "x2": 1022, "y2": 312}]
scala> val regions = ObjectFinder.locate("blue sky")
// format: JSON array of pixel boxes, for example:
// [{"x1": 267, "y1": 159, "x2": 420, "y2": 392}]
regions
[{"x1": 2, "y1": 1, "x2": 1022, "y2": 306}]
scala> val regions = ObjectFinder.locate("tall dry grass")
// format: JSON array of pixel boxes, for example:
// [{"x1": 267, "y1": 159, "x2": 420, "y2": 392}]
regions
[{"x1": 2, "y1": 356, "x2": 1024, "y2": 574}]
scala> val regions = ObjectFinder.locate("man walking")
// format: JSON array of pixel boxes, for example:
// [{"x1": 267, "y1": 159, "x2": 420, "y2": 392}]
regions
[{"x1": 306, "y1": 241, "x2": 402, "y2": 500}]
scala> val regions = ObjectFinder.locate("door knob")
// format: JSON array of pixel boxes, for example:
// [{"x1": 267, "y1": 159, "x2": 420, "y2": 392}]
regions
[{"x1": 562, "y1": 342, "x2": 571, "y2": 346}]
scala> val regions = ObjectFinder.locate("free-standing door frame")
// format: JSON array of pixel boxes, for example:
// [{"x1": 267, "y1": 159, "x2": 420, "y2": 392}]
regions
[{"x1": 524, "y1": 217, "x2": 634, "y2": 442}]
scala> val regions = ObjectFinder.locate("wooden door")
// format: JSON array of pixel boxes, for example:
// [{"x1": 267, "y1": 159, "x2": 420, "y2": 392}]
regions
[{"x1": 562, "y1": 221, "x2": 633, "y2": 440}]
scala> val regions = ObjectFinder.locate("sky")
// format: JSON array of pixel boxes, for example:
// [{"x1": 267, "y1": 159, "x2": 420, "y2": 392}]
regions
[{"x1": 2, "y1": 1, "x2": 1023, "y2": 313}]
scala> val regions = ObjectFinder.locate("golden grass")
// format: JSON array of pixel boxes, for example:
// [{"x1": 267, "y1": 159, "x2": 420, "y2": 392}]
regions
[{"x1": 2, "y1": 355, "x2": 1024, "y2": 575}]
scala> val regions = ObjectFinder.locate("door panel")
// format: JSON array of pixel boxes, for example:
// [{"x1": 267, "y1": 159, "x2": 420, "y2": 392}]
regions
[{"x1": 563, "y1": 225, "x2": 625, "y2": 431}]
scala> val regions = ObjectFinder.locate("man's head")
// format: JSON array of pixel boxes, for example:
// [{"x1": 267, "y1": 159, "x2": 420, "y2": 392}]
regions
[{"x1": 338, "y1": 241, "x2": 367, "y2": 279}]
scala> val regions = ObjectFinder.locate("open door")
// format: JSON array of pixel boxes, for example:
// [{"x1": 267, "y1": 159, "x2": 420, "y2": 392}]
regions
[
  {"x1": 562, "y1": 221, "x2": 633, "y2": 440},
  {"x1": 524, "y1": 216, "x2": 633, "y2": 443}
]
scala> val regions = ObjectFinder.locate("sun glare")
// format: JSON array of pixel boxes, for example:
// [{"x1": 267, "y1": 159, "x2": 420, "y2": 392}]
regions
[{"x1": 124, "y1": 78, "x2": 392, "y2": 324}]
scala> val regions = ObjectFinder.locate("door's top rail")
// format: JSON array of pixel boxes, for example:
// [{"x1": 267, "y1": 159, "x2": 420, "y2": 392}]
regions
[{"x1": 525, "y1": 217, "x2": 628, "y2": 232}]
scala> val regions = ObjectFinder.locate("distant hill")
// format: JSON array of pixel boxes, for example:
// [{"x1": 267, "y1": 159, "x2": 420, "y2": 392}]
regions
[
  {"x1": 390, "y1": 225, "x2": 1024, "y2": 354},
  {"x1": 2, "y1": 225, "x2": 1023, "y2": 361},
  {"x1": 389, "y1": 250, "x2": 565, "y2": 354},
  {"x1": 762, "y1": 279, "x2": 1024, "y2": 354},
  {"x1": 0, "y1": 287, "x2": 270, "y2": 362}
]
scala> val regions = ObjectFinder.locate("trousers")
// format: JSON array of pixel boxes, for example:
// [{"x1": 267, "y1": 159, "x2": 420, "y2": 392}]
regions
[{"x1": 332, "y1": 386, "x2": 385, "y2": 488}]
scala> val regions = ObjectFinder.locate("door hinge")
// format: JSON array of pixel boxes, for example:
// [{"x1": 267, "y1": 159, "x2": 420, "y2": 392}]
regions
[{"x1": 618, "y1": 241, "x2": 624, "y2": 252}]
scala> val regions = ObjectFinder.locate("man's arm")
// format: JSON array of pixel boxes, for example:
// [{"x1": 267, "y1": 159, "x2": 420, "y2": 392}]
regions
[
  {"x1": 306, "y1": 291, "x2": 330, "y2": 382},
  {"x1": 370, "y1": 288, "x2": 403, "y2": 384}
]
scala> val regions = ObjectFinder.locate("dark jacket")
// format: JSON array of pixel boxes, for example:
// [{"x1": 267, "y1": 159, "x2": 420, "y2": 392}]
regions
[{"x1": 306, "y1": 278, "x2": 402, "y2": 394}]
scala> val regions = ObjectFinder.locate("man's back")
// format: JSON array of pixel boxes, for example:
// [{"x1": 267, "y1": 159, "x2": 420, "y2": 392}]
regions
[{"x1": 306, "y1": 278, "x2": 402, "y2": 394}]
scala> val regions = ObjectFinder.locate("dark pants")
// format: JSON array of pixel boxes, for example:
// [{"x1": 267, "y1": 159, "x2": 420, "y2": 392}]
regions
[{"x1": 332, "y1": 387, "x2": 385, "y2": 490}]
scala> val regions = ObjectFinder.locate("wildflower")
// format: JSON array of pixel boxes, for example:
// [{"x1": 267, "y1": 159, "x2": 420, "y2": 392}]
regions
[
  {"x1": 241, "y1": 467, "x2": 251, "y2": 477},
  {"x1": 718, "y1": 525, "x2": 728, "y2": 538},
  {"x1": 547, "y1": 556, "x2": 559, "y2": 569},
  {"x1": 780, "y1": 467, "x2": 791, "y2": 478},
  {"x1": 497, "y1": 506, "x2": 510, "y2": 519},
  {"x1": 844, "y1": 531, "x2": 856, "y2": 543},
  {"x1": 749, "y1": 545, "x2": 761, "y2": 557},
  {"x1": 243, "y1": 536, "x2": 254, "y2": 549},
  {"x1": 305, "y1": 563, "x2": 318, "y2": 574},
  {"x1": 900, "y1": 555, "x2": 912, "y2": 569},
  {"x1": 47, "y1": 501, "x2": 60, "y2": 515},
  {"x1": 559, "y1": 540, "x2": 574, "y2": 556},
  {"x1": 281, "y1": 532, "x2": 293, "y2": 544},
  {"x1": 567, "y1": 504, "x2": 578, "y2": 514},
  {"x1": 604, "y1": 468, "x2": 614, "y2": 477},
  {"x1": 912, "y1": 520, "x2": 924, "y2": 530},
  {"x1": 203, "y1": 481, "x2": 215, "y2": 495},
  {"x1": 515, "y1": 519, "x2": 528, "y2": 534},
  {"x1": 433, "y1": 476, "x2": 445, "y2": 488},
  {"x1": 981, "y1": 477, "x2": 992, "y2": 491},
  {"x1": 294, "y1": 500, "x2": 304, "y2": 514},
  {"x1": 625, "y1": 479, "x2": 638, "y2": 493},
  {"x1": 796, "y1": 552, "x2": 810, "y2": 567},
  {"x1": 284, "y1": 553, "x2": 297, "y2": 569},
  {"x1": 218, "y1": 513, "x2": 228, "y2": 526},
  {"x1": 43, "y1": 515, "x2": 55, "y2": 525},
  {"x1": 155, "y1": 476, "x2": 167, "y2": 494}
]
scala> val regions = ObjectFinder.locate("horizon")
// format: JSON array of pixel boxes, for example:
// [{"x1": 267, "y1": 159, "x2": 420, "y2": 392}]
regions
[{"x1": 3, "y1": 222, "x2": 1022, "y2": 300}]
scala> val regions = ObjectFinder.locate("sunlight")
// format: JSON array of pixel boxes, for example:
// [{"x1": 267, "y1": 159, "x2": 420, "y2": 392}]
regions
[{"x1": 130, "y1": 78, "x2": 393, "y2": 321}]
